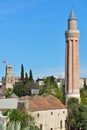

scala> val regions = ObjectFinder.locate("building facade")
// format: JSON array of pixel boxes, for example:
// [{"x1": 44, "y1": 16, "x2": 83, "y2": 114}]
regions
[
  {"x1": 65, "y1": 9, "x2": 80, "y2": 103},
  {"x1": 18, "y1": 96, "x2": 67, "y2": 130}
]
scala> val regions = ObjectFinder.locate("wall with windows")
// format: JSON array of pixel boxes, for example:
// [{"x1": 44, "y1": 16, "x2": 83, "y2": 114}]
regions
[{"x1": 29, "y1": 108, "x2": 67, "y2": 130}]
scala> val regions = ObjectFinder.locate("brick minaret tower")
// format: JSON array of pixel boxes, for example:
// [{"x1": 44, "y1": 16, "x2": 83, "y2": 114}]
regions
[{"x1": 65, "y1": 9, "x2": 80, "y2": 103}]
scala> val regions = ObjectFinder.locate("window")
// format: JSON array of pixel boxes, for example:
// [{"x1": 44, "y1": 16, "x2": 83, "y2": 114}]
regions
[
  {"x1": 63, "y1": 111, "x2": 65, "y2": 114},
  {"x1": 65, "y1": 120, "x2": 67, "y2": 128},
  {"x1": 40, "y1": 124, "x2": 42, "y2": 130},
  {"x1": 60, "y1": 120, "x2": 62, "y2": 129},
  {"x1": 71, "y1": 40, "x2": 73, "y2": 43},
  {"x1": 37, "y1": 113, "x2": 40, "y2": 117},
  {"x1": 51, "y1": 111, "x2": 53, "y2": 115},
  {"x1": 8, "y1": 67, "x2": 10, "y2": 71}
]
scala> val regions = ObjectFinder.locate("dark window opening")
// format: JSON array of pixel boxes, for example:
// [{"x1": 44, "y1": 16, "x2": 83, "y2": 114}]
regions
[
  {"x1": 40, "y1": 124, "x2": 42, "y2": 130},
  {"x1": 65, "y1": 120, "x2": 67, "y2": 128},
  {"x1": 37, "y1": 113, "x2": 40, "y2": 117},
  {"x1": 60, "y1": 120, "x2": 62, "y2": 129},
  {"x1": 63, "y1": 111, "x2": 65, "y2": 114},
  {"x1": 51, "y1": 111, "x2": 53, "y2": 115}
]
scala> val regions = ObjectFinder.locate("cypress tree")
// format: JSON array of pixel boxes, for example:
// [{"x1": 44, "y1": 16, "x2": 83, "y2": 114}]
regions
[
  {"x1": 21, "y1": 64, "x2": 24, "y2": 81},
  {"x1": 25, "y1": 72, "x2": 29, "y2": 83},
  {"x1": 25, "y1": 72, "x2": 28, "y2": 79},
  {"x1": 29, "y1": 69, "x2": 34, "y2": 81}
]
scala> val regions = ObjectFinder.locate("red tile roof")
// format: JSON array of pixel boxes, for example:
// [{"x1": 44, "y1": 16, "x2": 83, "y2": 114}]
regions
[{"x1": 19, "y1": 96, "x2": 66, "y2": 112}]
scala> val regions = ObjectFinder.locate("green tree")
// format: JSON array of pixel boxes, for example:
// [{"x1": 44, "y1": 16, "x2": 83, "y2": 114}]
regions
[
  {"x1": 39, "y1": 76, "x2": 64, "y2": 102},
  {"x1": 4, "y1": 88, "x2": 13, "y2": 98},
  {"x1": 6, "y1": 109, "x2": 40, "y2": 130},
  {"x1": 84, "y1": 78, "x2": 86, "y2": 88},
  {"x1": 25, "y1": 72, "x2": 29, "y2": 83},
  {"x1": 2, "y1": 109, "x2": 10, "y2": 116},
  {"x1": 13, "y1": 79, "x2": 38, "y2": 97},
  {"x1": 67, "y1": 98, "x2": 87, "y2": 130},
  {"x1": 67, "y1": 97, "x2": 79, "y2": 108},
  {"x1": 80, "y1": 87, "x2": 87, "y2": 105},
  {"x1": 13, "y1": 82, "x2": 31, "y2": 97},
  {"x1": 13, "y1": 82, "x2": 24, "y2": 97},
  {"x1": 29, "y1": 69, "x2": 34, "y2": 82},
  {"x1": 13, "y1": 65, "x2": 38, "y2": 97},
  {"x1": 21, "y1": 64, "x2": 24, "y2": 81},
  {"x1": 9, "y1": 109, "x2": 22, "y2": 122}
]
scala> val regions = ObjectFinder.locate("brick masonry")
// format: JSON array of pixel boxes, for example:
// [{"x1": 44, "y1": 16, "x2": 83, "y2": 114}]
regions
[{"x1": 65, "y1": 15, "x2": 80, "y2": 103}]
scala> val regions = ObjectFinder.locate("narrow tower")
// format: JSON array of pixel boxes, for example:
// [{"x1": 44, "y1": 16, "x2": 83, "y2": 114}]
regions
[
  {"x1": 65, "y1": 9, "x2": 80, "y2": 103},
  {"x1": 2, "y1": 64, "x2": 15, "y2": 89}
]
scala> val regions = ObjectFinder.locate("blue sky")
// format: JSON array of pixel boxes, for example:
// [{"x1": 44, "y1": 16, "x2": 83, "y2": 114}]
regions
[{"x1": 0, "y1": 0, "x2": 87, "y2": 80}]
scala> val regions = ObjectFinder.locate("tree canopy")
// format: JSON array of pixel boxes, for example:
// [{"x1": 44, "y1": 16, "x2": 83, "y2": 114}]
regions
[
  {"x1": 5, "y1": 109, "x2": 40, "y2": 130},
  {"x1": 80, "y1": 85, "x2": 87, "y2": 105},
  {"x1": 21, "y1": 64, "x2": 24, "y2": 81},
  {"x1": 29, "y1": 69, "x2": 34, "y2": 82},
  {"x1": 67, "y1": 98, "x2": 87, "y2": 130},
  {"x1": 13, "y1": 65, "x2": 38, "y2": 97},
  {"x1": 39, "y1": 76, "x2": 64, "y2": 102}
]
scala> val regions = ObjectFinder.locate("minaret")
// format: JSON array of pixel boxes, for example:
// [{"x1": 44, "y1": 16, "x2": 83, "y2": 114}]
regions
[{"x1": 65, "y1": 9, "x2": 80, "y2": 103}]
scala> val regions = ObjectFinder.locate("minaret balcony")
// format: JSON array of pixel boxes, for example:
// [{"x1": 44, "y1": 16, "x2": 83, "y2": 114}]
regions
[{"x1": 65, "y1": 30, "x2": 80, "y2": 39}]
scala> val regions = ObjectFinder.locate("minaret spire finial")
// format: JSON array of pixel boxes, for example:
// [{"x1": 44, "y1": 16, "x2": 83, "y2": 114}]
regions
[
  {"x1": 72, "y1": 5, "x2": 74, "y2": 9},
  {"x1": 68, "y1": 7, "x2": 77, "y2": 20}
]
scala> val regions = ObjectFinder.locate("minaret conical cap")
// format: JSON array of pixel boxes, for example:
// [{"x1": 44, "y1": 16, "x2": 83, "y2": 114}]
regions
[{"x1": 68, "y1": 8, "x2": 77, "y2": 20}]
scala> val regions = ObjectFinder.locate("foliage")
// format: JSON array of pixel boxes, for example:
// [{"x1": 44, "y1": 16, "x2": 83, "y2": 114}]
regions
[
  {"x1": 53, "y1": 87, "x2": 64, "y2": 102},
  {"x1": 80, "y1": 87, "x2": 87, "y2": 105},
  {"x1": 13, "y1": 82, "x2": 26, "y2": 97},
  {"x1": 13, "y1": 82, "x2": 27, "y2": 97},
  {"x1": 4, "y1": 88, "x2": 13, "y2": 98},
  {"x1": 6, "y1": 109, "x2": 40, "y2": 130},
  {"x1": 2, "y1": 109, "x2": 10, "y2": 116},
  {"x1": 21, "y1": 64, "x2": 24, "y2": 81},
  {"x1": 67, "y1": 98, "x2": 87, "y2": 130},
  {"x1": 67, "y1": 97, "x2": 79, "y2": 108},
  {"x1": 25, "y1": 72, "x2": 28, "y2": 83},
  {"x1": 13, "y1": 65, "x2": 38, "y2": 97},
  {"x1": 13, "y1": 80, "x2": 38, "y2": 97},
  {"x1": 39, "y1": 76, "x2": 64, "y2": 102},
  {"x1": 29, "y1": 69, "x2": 34, "y2": 82},
  {"x1": 21, "y1": 114, "x2": 36, "y2": 129},
  {"x1": 9, "y1": 109, "x2": 22, "y2": 122}
]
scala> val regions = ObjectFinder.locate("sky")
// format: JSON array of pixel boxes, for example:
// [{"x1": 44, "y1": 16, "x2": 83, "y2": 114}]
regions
[{"x1": 0, "y1": 0, "x2": 87, "y2": 80}]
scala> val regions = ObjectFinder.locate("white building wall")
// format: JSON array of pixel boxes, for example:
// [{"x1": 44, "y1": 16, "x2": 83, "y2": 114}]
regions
[
  {"x1": 0, "y1": 98, "x2": 18, "y2": 109},
  {"x1": 29, "y1": 108, "x2": 67, "y2": 130}
]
